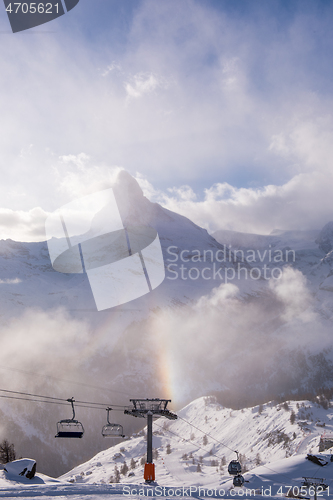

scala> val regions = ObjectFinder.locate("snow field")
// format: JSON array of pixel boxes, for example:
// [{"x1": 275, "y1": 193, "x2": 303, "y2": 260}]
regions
[{"x1": 1, "y1": 396, "x2": 333, "y2": 498}]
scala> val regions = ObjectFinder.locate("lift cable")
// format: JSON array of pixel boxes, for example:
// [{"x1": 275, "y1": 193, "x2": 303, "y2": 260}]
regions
[
  {"x1": 168, "y1": 415, "x2": 326, "y2": 489},
  {"x1": 0, "y1": 388, "x2": 65, "y2": 402},
  {"x1": 0, "y1": 394, "x2": 112, "y2": 410},
  {"x1": 176, "y1": 414, "x2": 238, "y2": 454},
  {"x1": 153, "y1": 420, "x2": 228, "y2": 463},
  {"x1": 0, "y1": 388, "x2": 128, "y2": 409},
  {"x1": 154, "y1": 417, "x2": 300, "y2": 485},
  {"x1": 155, "y1": 418, "x2": 321, "y2": 489},
  {"x1": 0, "y1": 395, "x2": 71, "y2": 406}
]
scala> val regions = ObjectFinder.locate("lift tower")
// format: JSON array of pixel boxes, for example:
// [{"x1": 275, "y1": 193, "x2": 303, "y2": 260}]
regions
[{"x1": 124, "y1": 398, "x2": 177, "y2": 482}]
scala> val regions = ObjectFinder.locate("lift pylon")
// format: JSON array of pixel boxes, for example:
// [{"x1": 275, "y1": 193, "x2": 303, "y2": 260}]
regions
[{"x1": 124, "y1": 398, "x2": 177, "y2": 483}]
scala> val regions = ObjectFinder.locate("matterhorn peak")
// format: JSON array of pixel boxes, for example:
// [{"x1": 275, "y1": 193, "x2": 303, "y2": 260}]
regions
[
  {"x1": 113, "y1": 170, "x2": 144, "y2": 200},
  {"x1": 112, "y1": 170, "x2": 151, "y2": 226}
]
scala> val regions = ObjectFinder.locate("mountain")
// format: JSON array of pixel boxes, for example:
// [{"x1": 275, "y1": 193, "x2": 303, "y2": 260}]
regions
[
  {"x1": 1, "y1": 395, "x2": 333, "y2": 498},
  {"x1": 0, "y1": 172, "x2": 333, "y2": 476},
  {"x1": 0, "y1": 171, "x2": 250, "y2": 319},
  {"x1": 60, "y1": 395, "x2": 333, "y2": 490}
]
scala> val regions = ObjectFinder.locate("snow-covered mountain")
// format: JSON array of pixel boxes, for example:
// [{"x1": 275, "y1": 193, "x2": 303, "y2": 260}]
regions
[
  {"x1": 1, "y1": 172, "x2": 333, "y2": 476},
  {"x1": 1, "y1": 396, "x2": 333, "y2": 498},
  {"x1": 0, "y1": 172, "x2": 248, "y2": 320},
  {"x1": 59, "y1": 395, "x2": 333, "y2": 492}
]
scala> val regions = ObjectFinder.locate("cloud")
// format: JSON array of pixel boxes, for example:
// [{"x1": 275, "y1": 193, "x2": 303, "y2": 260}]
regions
[
  {"x1": 0, "y1": 1, "x2": 333, "y2": 236},
  {"x1": 148, "y1": 266, "x2": 329, "y2": 405},
  {"x1": 0, "y1": 207, "x2": 49, "y2": 242},
  {"x1": 124, "y1": 72, "x2": 170, "y2": 99},
  {"x1": 0, "y1": 155, "x2": 126, "y2": 241},
  {"x1": 142, "y1": 169, "x2": 333, "y2": 234},
  {"x1": 55, "y1": 155, "x2": 123, "y2": 200},
  {"x1": 0, "y1": 308, "x2": 91, "y2": 386},
  {"x1": 3, "y1": 164, "x2": 333, "y2": 242},
  {"x1": 269, "y1": 267, "x2": 316, "y2": 323}
]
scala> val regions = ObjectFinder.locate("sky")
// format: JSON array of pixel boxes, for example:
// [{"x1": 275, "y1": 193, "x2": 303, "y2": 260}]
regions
[{"x1": 1, "y1": 0, "x2": 333, "y2": 239}]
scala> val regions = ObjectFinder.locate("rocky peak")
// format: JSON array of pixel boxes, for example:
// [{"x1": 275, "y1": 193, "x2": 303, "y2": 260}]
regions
[{"x1": 112, "y1": 170, "x2": 151, "y2": 226}]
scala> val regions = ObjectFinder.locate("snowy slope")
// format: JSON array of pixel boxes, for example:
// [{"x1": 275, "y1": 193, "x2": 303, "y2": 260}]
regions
[
  {"x1": 0, "y1": 396, "x2": 333, "y2": 498},
  {"x1": 1, "y1": 456, "x2": 332, "y2": 499},
  {"x1": 60, "y1": 396, "x2": 333, "y2": 487}
]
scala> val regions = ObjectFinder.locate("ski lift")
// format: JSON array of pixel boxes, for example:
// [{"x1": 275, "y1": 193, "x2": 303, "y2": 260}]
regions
[
  {"x1": 228, "y1": 452, "x2": 242, "y2": 476},
  {"x1": 55, "y1": 398, "x2": 84, "y2": 438},
  {"x1": 102, "y1": 407, "x2": 125, "y2": 438},
  {"x1": 233, "y1": 474, "x2": 245, "y2": 487}
]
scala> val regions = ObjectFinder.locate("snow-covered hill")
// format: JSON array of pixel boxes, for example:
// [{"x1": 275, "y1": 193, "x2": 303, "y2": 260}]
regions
[
  {"x1": 2, "y1": 454, "x2": 333, "y2": 498},
  {"x1": 61, "y1": 396, "x2": 333, "y2": 487},
  {"x1": 1, "y1": 396, "x2": 333, "y2": 498}
]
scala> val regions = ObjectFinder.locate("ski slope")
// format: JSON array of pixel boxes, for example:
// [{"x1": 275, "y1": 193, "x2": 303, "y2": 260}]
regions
[
  {"x1": 0, "y1": 396, "x2": 330, "y2": 498},
  {"x1": 0, "y1": 453, "x2": 333, "y2": 499}
]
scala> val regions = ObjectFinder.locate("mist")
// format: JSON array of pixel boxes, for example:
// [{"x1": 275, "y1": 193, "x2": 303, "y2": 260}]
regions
[
  {"x1": 0, "y1": 307, "x2": 144, "y2": 476},
  {"x1": 144, "y1": 267, "x2": 332, "y2": 407}
]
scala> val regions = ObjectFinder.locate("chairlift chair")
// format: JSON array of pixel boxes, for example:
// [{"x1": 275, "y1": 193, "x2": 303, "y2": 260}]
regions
[
  {"x1": 55, "y1": 398, "x2": 84, "y2": 438},
  {"x1": 233, "y1": 474, "x2": 245, "y2": 487},
  {"x1": 102, "y1": 407, "x2": 125, "y2": 438}
]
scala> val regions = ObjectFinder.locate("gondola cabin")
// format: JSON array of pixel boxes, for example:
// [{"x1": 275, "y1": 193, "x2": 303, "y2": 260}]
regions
[
  {"x1": 228, "y1": 460, "x2": 242, "y2": 475},
  {"x1": 233, "y1": 474, "x2": 245, "y2": 487}
]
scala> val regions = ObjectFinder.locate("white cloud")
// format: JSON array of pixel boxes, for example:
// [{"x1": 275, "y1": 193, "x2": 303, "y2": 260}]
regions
[
  {"x1": 196, "y1": 282, "x2": 239, "y2": 309},
  {"x1": 55, "y1": 156, "x2": 123, "y2": 200},
  {"x1": 0, "y1": 308, "x2": 90, "y2": 383},
  {"x1": 148, "y1": 267, "x2": 328, "y2": 404},
  {"x1": 0, "y1": 207, "x2": 49, "y2": 242},
  {"x1": 3, "y1": 164, "x2": 332, "y2": 242},
  {"x1": 144, "y1": 169, "x2": 333, "y2": 234},
  {"x1": 0, "y1": 0, "x2": 333, "y2": 237},
  {"x1": 58, "y1": 153, "x2": 91, "y2": 168},
  {"x1": 101, "y1": 62, "x2": 123, "y2": 78},
  {"x1": 125, "y1": 72, "x2": 169, "y2": 99},
  {"x1": 269, "y1": 267, "x2": 316, "y2": 323}
]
